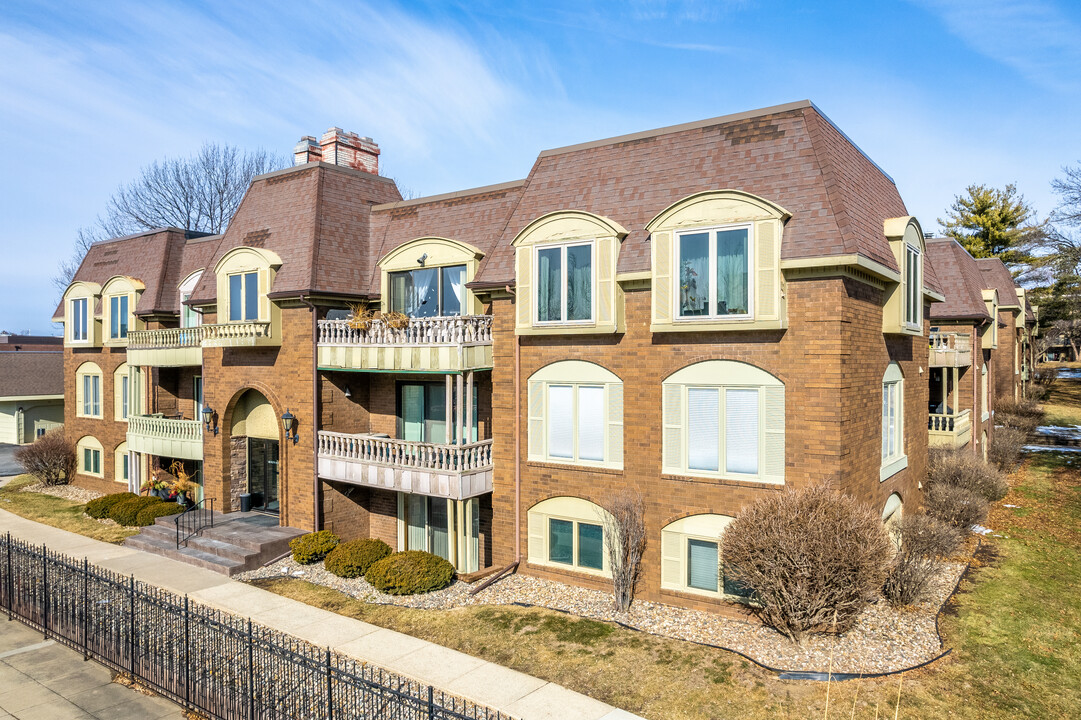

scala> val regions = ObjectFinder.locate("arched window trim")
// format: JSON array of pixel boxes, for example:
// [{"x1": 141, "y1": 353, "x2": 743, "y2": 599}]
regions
[
  {"x1": 77, "y1": 436, "x2": 104, "y2": 478},
  {"x1": 661, "y1": 360, "x2": 785, "y2": 484},
  {"x1": 113, "y1": 363, "x2": 130, "y2": 422},
  {"x1": 881, "y1": 362, "x2": 907, "y2": 481},
  {"x1": 526, "y1": 496, "x2": 612, "y2": 577},
  {"x1": 114, "y1": 441, "x2": 129, "y2": 484},
  {"x1": 75, "y1": 362, "x2": 103, "y2": 419},
  {"x1": 660, "y1": 514, "x2": 748, "y2": 600},
  {"x1": 527, "y1": 361, "x2": 623, "y2": 469}
]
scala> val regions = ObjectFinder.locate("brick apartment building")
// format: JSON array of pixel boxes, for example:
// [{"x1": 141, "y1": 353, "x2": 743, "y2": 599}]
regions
[{"x1": 58, "y1": 101, "x2": 946, "y2": 609}]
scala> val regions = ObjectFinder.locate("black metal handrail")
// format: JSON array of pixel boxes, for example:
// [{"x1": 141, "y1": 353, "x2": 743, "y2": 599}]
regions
[{"x1": 175, "y1": 497, "x2": 215, "y2": 549}]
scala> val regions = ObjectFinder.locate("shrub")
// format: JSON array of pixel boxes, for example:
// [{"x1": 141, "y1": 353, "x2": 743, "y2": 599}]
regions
[
  {"x1": 135, "y1": 502, "x2": 185, "y2": 527},
  {"x1": 883, "y1": 513, "x2": 963, "y2": 606},
  {"x1": 365, "y1": 551, "x2": 455, "y2": 595},
  {"x1": 600, "y1": 488, "x2": 647, "y2": 613},
  {"x1": 989, "y1": 427, "x2": 1026, "y2": 475},
  {"x1": 928, "y1": 448, "x2": 1009, "y2": 502},
  {"x1": 85, "y1": 492, "x2": 138, "y2": 519},
  {"x1": 324, "y1": 539, "x2": 392, "y2": 578},
  {"x1": 995, "y1": 399, "x2": 1044, "y2": 434},
  {"x1": 925, "y1": 484, "x2": 988, "y2": 529},
  {"x1": 14, "y1": 429, "x2": 75, "y2": 486},
  {"x1": 290, "y1": 530, "x2": 340, "y2": 564},
  {"x1": 720, "y1": 485, "x2": 892, "y2": 644},
  {"x1": 109, "y1": 496, "x2": 164, "y2": 527}
]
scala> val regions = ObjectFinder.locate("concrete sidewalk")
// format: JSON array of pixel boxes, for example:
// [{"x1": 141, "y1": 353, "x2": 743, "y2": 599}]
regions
[
  {"x1": 0, "y1": 509, "x2": 641, "y2": 720},
  {"x1": 0, "y1": 619, "x2": 183, "y2": 719}
]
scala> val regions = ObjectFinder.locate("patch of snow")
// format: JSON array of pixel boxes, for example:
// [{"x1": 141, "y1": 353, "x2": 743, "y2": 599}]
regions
[
  {"x1": 971, "y1": 525, "x2": 993, "y2": 535},
  {"x1": 1024, "y1": 445, "x2": 1081, "y2": 453}
]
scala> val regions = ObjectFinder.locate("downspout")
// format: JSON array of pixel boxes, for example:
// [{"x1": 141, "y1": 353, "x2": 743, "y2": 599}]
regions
[
  {"x1": 507, "y1": 284, "x2": 521, "y2": 563},
  {"x1": 301, "y1": 296, "x2": 322, "y2": 530},
  {"x1": 974, "y1": 323, "x2": 981, "y2": 458}
]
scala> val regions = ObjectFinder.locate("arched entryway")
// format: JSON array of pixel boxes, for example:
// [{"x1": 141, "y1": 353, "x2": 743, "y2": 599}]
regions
[{"x1": 230, "y1": 389, "x2": 280, "y2": 514}]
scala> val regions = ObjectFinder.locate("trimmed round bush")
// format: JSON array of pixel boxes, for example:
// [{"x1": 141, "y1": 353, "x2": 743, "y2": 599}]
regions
[
  {"x1": 365, "y1": 551, "x2": 455, "y2": 595},
  {"x1": 928, "y1": 449, "x2": 1009, "y2": 502},
  {"x1": 720, "y1": 485, "x2": 893, "y2": 644},
  {"x1": 135, "y1": 501, "x2": 185, "y2": 527},
  {"x1": 109, "y1": 496, "x2": 164, "y2": 527},
  {"x1": 290, "y1": 530, "x2": 340, "y2": 564},
  {"x1": 85, "y1": 492, "x2": 137, "y2": 519},
  {"x1": 988, "y1": 427, "x2": 1026, "y2": 476},
  {"x1": 926, "y1": 484, "x2": 988, "y2": 529},
  {"x1": 324, "y1": 539, "x2": 392, "y2": 578}
]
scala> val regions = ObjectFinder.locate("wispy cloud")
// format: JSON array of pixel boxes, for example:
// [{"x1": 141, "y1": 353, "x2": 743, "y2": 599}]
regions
[{"x1": 911, "y1": 0, "x2": 1081, "y2": 93}]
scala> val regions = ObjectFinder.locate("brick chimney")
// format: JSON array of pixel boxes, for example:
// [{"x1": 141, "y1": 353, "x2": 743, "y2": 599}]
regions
[{"x1": 294, "y1": 128, "x2": 380, "y2": 174}]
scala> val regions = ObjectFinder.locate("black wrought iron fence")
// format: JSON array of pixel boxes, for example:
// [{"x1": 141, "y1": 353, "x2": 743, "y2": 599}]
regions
[{"x1": 0, "y1": 533, "x2": 512, "y2": 720}]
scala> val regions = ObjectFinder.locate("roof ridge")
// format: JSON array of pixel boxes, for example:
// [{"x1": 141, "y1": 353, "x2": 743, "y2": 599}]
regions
[{"x1": 372, "y1": 179, "x2": 527, "y2": 212}]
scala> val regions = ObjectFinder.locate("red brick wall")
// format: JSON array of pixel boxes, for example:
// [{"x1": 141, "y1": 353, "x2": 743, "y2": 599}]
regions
[
  {"x1": 64, "y1": 346, "x2": 130, "y2": 494},
  {"x1": 488, "y1": 274, "x2": 928, "y2": 611},
  {"x1": 990, "y1": 309, "x2": 1020, "y2": 404}
]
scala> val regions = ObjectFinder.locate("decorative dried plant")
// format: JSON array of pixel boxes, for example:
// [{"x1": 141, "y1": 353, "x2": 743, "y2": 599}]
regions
[
  {"x1": 346, "y1": 303, "x2": 374, "y2": 331},
  {"x1": 167, "y1": 460, "x2": 197, "y2": 495},
  {"x1": 383, "y1": 310, "x2": 411, "y2": 330}
]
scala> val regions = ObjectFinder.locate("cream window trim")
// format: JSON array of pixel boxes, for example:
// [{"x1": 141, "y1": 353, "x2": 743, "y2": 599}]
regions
[
  {"x1": 377, "y1": 237, "x2": 484, "y2": 316},
  {"x1": 526, "y1": 497, "x2": 612, "y2": 578},
  {"x1": 214, "y1": 246, "x2": 281, "y2": 326},
  {"x1": 113, "y1": 363, "x2": 130, "y2": 422},
  {"x1": 113, "y1": 442, "x2": 129, "y2": 484},
  {"x1": 62, "y1": 281, "x2": 102, "y2": 347},
  {"x1": 69, "y1": 297, "x2": 90, "y2": 344},
  {"x1": 981, "y1": 363, "x2": 990, "y2": 422},
  {"x1": 661, "y1": 360, "x2": 784, "y2": 485},
  {"x1": 672, "y1": 223, "x2": 755, "y2": 323},
  {"x1": 882, "y1": 216, "x2": 926, "y2": 335},
  {"x1": 903, "y1": 243, "x2": 922, "y2": 332},
  {"x1": 660, "y1": 514, "x2": 740, "y2": 599},
  {"x1": 77, "y1": 436, "x2": 104, "y2": 478},
  {"x1": 880, "y1": 363, "x2": 905, "y2": 480},
  {"x1": 75, "y1": 362, "x2": 103, "y2": 419},
  {"x1": 531, "y1": 240, "x2": 597, "y2": 326},
  {"x1": 527, "y1": 361, "x2": 623, "y2": 470}
]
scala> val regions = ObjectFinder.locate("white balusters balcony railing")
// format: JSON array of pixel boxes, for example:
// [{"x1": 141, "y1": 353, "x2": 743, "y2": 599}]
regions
[
  {"x1": 929, "y1": 331, "x2": 973, "y2": 367},
  {"x1": 200, "y1": 321, "x2": 273, "y2": 347},
  {"x1": 126, "y1": 414, "x2": 204, "y2": 460},
  {"x1": 128, "y1": 327, "x2": 207, "y2": 349},
  {"x1": 316, "y1": 431, "x2": 494, "y2": 500},
  {"x1": 927, "y1": 409, "x2": 972, "y2": 449},
  {"x1": 316, "y1": 315, "x2": 493, "y2": 372}
]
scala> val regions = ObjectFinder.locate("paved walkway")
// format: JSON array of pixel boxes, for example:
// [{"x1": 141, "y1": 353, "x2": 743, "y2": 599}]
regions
[
  {"x1": 0, "y1": 508, "x2": 641, "y2": 720},
  {"x1": 0, "y1": 619, "x2": 182, "y2": 719}
]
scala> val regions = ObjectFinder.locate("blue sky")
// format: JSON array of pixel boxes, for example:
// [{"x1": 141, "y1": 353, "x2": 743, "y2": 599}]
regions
[{"x1": 1, "y1": 0, "x2": 1079, "y2": 334}]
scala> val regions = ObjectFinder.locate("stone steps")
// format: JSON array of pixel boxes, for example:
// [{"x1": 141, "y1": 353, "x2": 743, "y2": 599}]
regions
[{"x1": 123, "y1": 512, "x2": 305, "y2": 577}]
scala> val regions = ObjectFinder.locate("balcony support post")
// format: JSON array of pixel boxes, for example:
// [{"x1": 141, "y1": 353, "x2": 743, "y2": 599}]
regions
[
  {"x1": 465, "y1": 371, "x2": 474, "y2": 443},
  {"x1": 456, "y1": 373, "x2": 465, "y2": 445},
  {"x1": 445, "y1": 375, "x2": 453, "y2": 445}
]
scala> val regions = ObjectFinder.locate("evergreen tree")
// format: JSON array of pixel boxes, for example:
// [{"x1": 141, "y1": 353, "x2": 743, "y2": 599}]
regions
[{"x1": 937, "y1": 183, "x2": 1042, "y2": 271}]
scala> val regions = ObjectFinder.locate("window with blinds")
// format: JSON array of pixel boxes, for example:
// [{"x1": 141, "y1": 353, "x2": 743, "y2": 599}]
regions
[
  {"x1": 528, "y1": 497, "x2": 611, "y2": 577},
  {"x1": 527, "y1": 361, "x2": 623, "y2": 469},
  {"x1": 660, "y1": 514, "x2": 751, "y2": 599},
  {"x1": 880, "y1": 362, "x2": 907, "y2": 480}
]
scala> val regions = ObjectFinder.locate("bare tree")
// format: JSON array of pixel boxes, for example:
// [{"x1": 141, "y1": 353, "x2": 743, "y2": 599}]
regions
[
  {"x1": 600, "y1": 487, "x2": 647, "y2": 613},
  {"x1": 54, "y1": 143, "x2": 287, "y2": 294},
  {"x1": 14, "y1": 429, "x2": 76, "y2": 486},
  {"x1": 1052, "y1": 318, "x2": 1081, "y2": 361}
]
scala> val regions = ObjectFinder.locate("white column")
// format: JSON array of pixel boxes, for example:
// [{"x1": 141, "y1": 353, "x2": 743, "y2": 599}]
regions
[
  {"x1": 456, "y1": 373, "x2": 465, "y2": 445},
  {"x1": 465, "y1": 371, "x2": 474, "y2": 442},
  {"x1": 445, "y1": 375, "x2": 453, "y2": 444}
]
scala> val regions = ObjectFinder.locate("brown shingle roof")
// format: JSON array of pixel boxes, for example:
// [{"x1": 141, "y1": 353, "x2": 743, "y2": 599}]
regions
[
  {"x1": 189, "y1": 163, "x2": 401, "y2": 304},
  {"x1": 926, "y1": 239, "x2": 993, "y2": 322},
  {"x1": 466, "y1": 100, "x2": 910, "y2": 286},
  {"x1": 975, "y1": 258, "x2": 1021, "y2": 309},
  {"x1": 0, "y1": 352, "x2": 63, "y2": 398}
]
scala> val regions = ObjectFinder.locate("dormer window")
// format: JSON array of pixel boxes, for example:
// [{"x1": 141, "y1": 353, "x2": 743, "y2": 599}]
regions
[
  {"x1": 228, "y1": 271, "x2": 259, "y2": 321},
  {"x1": 535, "y1": 242, "x2": 593, "y2": 324},
  {"x1": 109, "y1": 295, "x2": 129, "y2": 339},
  {"x1": 389, "y1": 264, "x2": 466, "y2": 317},
  {"x1": 904, "y1": 243, "x2": 921, "y2": 329},
  {"x1": 676, "y1": 225, "x2": 752, "y2": 319},
  {"x1": 71, "y1": 298, "x2": 88, "y2": 342}
]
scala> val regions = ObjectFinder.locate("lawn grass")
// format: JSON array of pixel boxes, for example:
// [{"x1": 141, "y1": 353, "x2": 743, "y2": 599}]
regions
[
  {"x1": 0, "y1": 474, "x2": 138, "y2": 544},
  {"x1": 1041, "y1": 369, "x2": 1081, "y2": 425},
  {"x1": 253, "y1": 453, "x2": 1081, "y2": 719}
]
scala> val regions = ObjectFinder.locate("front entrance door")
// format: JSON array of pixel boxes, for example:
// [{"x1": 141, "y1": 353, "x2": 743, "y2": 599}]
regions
[{"x1": 248, "y1": 438, "x2": 279, "y2": 514}]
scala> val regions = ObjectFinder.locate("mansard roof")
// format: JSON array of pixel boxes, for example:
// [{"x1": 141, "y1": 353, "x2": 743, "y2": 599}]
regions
[{"x1": 925, "y1": 238, "x2": 994, "y2": 322}]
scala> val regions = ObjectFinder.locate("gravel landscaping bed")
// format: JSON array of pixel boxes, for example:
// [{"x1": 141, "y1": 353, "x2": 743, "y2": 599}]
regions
[
  {"x1": 241, "y1": 549, "x2": 970, "y2": 675},
  {"x1": 19, "y1": 482, "x2": 103, "y2": 504}
]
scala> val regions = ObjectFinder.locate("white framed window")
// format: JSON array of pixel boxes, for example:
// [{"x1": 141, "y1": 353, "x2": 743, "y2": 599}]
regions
[
  {"x1": 534, "y1": 242, "x2": 594, "y2": 324},
  {"x1": 662, "y1": 361, "x2": 784, "y2": 484},
  {"x1": 389, "y1": 264, "x2": 466, "y2": 318},
  {"x1": 114, "y1": 442, "x2": 129, "y2": 484},
  {"x1": 71, "y1": 297, "x2": 88, "y2": 342},
  {"x1": 527, "y1": 497, "x2": 610, "y2": 576},
  {"x1": 109, "y1": 295, "x2": 130, "y2": 339},
  {"x1": 881, "y1": 363, "x2": 907, "y2": 480},
  {"x1": 675, "y1": 224, "x2": 753, "y2": 320},
  {"x1": 77, "y1": 436, "x2": 103, "y2": 478},
  {"x1": 228, "y1": 271, "x2": 259, "y2": 321},
  {"x1": 904, "y1": 244, "x2": 921, "y2": 329},
  {"x1": 660, "y1": 514, "x2": 751, "y2": 599},
  {"x1": 76, "y1": 362, "x2": 103, "y2": 419},
  {"x1": 114, "y1": 364, "x2": 130, "y2": 421},
  {"x1": 527, "y1": 361, "x2": 622, "y2": 469},
  {"x1": 193, "y1": 375, "x2": 203, "y2": 414},
  {"x1": 981, "y1": 362, "x2": 990, "y2": 421}
]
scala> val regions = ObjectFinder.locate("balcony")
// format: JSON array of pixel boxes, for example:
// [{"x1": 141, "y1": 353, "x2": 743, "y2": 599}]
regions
[
  {"x1": 929, "y1": 331, "x2": 972, "y2": 367},
  {"x1": 928, "y1": 409, "x2": 972, "y2": 450},
  {"x1": 127, "y1": 327, "x2": 204, "y2": 367},
  {"x1": 200, "y1": 321, "x2": 275, "y2": 348},
  {"x1": 317, "y1": 431, "x2": 493, "y2": 500},
  {"x1": 127, "y1": 414, "x2": 204, "y2": 461},
  {"x1": 317, "y1": 316, "x2": 493, "y2": 373}
]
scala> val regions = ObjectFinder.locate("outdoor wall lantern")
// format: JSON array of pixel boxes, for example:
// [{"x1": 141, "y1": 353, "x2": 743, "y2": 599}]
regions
[
  {"x1": 281, "y1": 409, "x2": 299, "y2": 445},
  {"x1": 201, "y1": 405, "x2": 219, "y2": 435}
]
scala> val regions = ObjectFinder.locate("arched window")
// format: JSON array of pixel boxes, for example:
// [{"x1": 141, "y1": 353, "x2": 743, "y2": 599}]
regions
[
  {"x1": 75, "y1": 362, "x2": 103, "y2": 419},
  {"x1": 179, "y1": 270, "x2": 204, "y2": 328},
  {"x1": 527, "y1": 361, "x2": 622, "y2": 469},
  {"x1": 100, "y1": 276, "x2": 143, "y2": 343},
  {"x1": 114, "y1": 441, "x2": 129, "y2": 484},
  {"x1": 661, "y1": 360, "x2": 784, "y2": 484},
  {"x1": 214, "y1": 247, "x2": 281, "y2": 324},
  {"x1": 63, "y1": 281, "x2": 101, "y2": 347},
  {"x1": 527, "y1": 497, "x2": 611, "y2": 576},
  {"x1": 113, "y1": 363, "x2": 130, "y2": 421},
  {"x1": 77, "y1": 436, "x2": 104, "y2": 478},
  {"x1": 981, "y1": 362, "x2": 990, "y2": 421},
  {"x1": 660, "y1": 514, "x2": 750, "y2": 599},
  {"x1": 881, "y1": 363, "x2": 906, "y2": 481},
  {"x1": 378, "y1": 237, "x2": 484, "y2": 318},
  {"x1": 882, "y1": 493, "x2": 903, "y2": 547}
]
